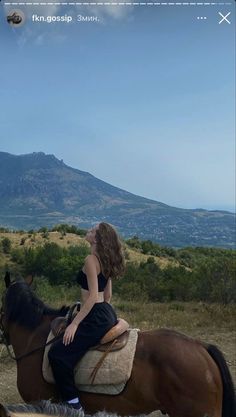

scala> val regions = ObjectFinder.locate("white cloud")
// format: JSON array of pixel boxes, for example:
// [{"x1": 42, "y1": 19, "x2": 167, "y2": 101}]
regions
[{"x1": 86, "y1": 4, "x2": 133, "y2": 21}]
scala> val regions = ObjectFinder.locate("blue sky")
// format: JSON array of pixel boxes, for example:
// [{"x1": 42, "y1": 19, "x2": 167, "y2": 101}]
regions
[{"x1": 0, "y1": 2, "x2": 235, "y2": 212}]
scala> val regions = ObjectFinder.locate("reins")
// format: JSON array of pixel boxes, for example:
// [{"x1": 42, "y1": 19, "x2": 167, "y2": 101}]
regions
[
  {"x1": 0, "y1": 302, "x2": 79, "y2": 362},
  {"x1": 1, "y1": 329, "x2": 62, "y2": 362}
]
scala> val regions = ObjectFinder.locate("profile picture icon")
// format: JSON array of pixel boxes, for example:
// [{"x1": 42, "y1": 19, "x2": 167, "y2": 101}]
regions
[{"x1": 7, "y1": 10, "x2": 25, "y2": 27}]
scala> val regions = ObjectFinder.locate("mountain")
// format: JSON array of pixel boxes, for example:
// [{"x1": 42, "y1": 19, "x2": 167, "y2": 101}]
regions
[{"x1": 0, "y1": 151, "x2": 234, "y2": 248}]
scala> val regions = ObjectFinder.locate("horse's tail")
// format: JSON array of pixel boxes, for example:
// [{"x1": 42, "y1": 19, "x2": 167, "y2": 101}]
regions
[{"x1": 207, "y1": 344, "x2": 236, "y2": 417}]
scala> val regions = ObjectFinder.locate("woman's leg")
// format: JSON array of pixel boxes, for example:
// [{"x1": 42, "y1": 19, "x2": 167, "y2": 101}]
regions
[
  {"x1": 48, "y1": 303, "x2": 117, "y2": 401},
  {"x1": 48, "y1": 335, "x2": 91, "y2": 401}
]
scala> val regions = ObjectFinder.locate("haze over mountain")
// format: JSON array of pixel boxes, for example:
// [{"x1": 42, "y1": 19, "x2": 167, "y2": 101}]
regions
[{"x1": 0, "y1": 151, "x2": 234, "y2": 248}]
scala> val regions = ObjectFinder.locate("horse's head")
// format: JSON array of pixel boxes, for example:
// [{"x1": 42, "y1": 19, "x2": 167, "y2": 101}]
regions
[
  {"x1": 0, "y1": 271, "x2": 37, "y2": 345},
  {"x1": 4, "y1": 271, "x2": 34, "y2": 289},
  {"x1": 0, "y1": 272, "x2": 69, "y2": 346},
  {"x1": 0, "y1": 272, "x2": 34, "y2": 344},
  {"x1": 0, "y1": 272, "x2": 14, "y2": 344}
]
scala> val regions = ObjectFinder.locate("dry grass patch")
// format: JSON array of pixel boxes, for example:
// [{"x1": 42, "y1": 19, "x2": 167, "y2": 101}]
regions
[
  {"x1": 114, "y1": 300, "x2": 236, "y2": 332},
  {"x1": 0, "y1": 232, "x2": 179, "y2": 269},
  {"x1": 0, "y1": 232, "x2": 86, "y2": 249},
  {"x1": 125, "y1": 247, "x2": 179, "y2": 269}
]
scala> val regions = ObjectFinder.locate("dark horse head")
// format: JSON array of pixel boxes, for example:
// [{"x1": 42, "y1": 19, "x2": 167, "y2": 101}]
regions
[{"x1": 0, "y1": 272, "x2": 69, "y2": 343}]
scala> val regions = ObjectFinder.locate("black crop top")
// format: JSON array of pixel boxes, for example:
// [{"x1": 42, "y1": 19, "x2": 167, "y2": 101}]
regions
[{"x1": 76, "y1": 270, "x2": 108, "y2": 292}]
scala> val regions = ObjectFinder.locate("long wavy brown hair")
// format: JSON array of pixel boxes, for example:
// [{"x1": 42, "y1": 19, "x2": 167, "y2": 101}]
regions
[{"x1": 95, "y1": 222, "x2": 125, "y2": 279}]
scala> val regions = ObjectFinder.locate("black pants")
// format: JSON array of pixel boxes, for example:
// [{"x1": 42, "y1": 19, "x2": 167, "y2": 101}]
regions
[{"x1": 48, "y1": 302, "x2": 117, "y2": 401}]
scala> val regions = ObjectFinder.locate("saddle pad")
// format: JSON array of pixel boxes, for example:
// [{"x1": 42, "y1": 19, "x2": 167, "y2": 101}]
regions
[{"x1": 43, "y1": 329, "x2": 138, "y2": 395}]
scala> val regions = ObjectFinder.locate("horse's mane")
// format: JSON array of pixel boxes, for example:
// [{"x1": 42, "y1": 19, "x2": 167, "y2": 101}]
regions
[{"x1": 5, "y1": 280, "x2": 67, "y2": 330}]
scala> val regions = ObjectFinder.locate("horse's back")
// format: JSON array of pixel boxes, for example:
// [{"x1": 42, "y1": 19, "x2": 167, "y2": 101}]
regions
[{"x1": 136, "y1": 327, "x2": 220, "y2": 381}]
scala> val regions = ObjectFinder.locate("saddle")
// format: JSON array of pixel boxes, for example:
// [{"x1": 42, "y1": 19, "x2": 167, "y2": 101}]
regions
[
  {"x1": 43, "y1": 327, "x2": 139, "y2": 393},
  {"x1": 50, "y1": 315, "x2": 129, "y2": 383},
  {"x1": 51, "y1": 316, "x2": 130, "y2": 352}
]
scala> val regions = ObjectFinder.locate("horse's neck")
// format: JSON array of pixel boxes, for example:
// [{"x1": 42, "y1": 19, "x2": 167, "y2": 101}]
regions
[{"x1": 9, "y1": 317, "x2": 52, "y2": 357}]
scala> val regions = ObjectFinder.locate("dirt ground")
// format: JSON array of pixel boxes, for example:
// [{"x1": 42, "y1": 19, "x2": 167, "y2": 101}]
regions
[
  {"x1": 0, "y1": 357, "x2": 21, "y2": 403},
  {"x1": 0, "y1": 330, "x2": 235, "y2": 414}
]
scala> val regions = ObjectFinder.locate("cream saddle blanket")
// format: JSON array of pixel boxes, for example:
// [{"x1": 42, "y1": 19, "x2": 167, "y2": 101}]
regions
[{"x1": 43, "y1": 329, "x2": 138, "y2": 395}]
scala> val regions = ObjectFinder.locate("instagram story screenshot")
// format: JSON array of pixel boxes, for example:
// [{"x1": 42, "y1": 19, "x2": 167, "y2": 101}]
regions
[{"x1": 0, "y1": 1, "x2": 235, "y2": 416}]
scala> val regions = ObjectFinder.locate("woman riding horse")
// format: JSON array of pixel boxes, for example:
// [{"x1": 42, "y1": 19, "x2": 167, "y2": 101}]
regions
[
  {"x1": 1, "y1": 271, "x2": 235, "y2": 416},
  {"x1": 48, "y1": 223, "x2": 125, "y2": 412}
]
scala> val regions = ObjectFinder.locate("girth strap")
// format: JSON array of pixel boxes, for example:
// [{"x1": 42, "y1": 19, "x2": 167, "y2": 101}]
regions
[{"x1": 90, "y1": 338, "x2": 118, "y2": 384}]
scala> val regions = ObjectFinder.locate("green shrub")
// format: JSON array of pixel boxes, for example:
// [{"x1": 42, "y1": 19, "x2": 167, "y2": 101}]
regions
[{"x1": 1, "y1": 237, "x2": 12, "y2": 254}]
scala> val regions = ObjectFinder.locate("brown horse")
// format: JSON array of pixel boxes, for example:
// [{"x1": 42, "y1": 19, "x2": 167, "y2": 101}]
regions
[{"x1": 0, "y1": 274, "x2": 235, "y2": 417}]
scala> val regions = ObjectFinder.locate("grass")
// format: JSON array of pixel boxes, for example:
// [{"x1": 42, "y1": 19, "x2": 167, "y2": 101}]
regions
[
  {"x1": 114, "y1": 299, "x2": 236, "y2": 333},
  {"x1": 0, "y1": 276, "x2": 235, "y2": 334},
  {"x1": 0, "y1": 231, "x2": 86, "y2": 250},
  {"x1": 30, "y1": 279, "x2": 236, "y2": 335}
]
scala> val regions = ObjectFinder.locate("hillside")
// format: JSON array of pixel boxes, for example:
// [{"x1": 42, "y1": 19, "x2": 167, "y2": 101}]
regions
[
  {"x1": 0, "y1": 151, "x2": 234, "y2": 248},
  {"x1": 0, "y1": 231, "x2": 179, "y2": 270},
  {"x1": 0, "y1": 230, "x2": 235, "y2": 305}
]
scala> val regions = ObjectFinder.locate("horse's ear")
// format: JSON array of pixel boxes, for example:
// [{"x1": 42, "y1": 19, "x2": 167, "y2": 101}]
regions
[
  {"x1": 25, "y1": 274, "x2": 34, "y2": 286},
  {"x1": 0, "y1": 404, "x2": 11, "y2": 417},
  {"x1": 4, "y1": 271, "x2": 11, "y2": 288}
]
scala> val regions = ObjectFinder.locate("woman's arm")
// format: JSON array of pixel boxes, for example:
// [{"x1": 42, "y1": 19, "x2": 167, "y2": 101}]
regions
[
  {"x1": 104, "y1": 278, "x2": 112, "y2": 303},
  {"x1": 63, "y1": 255, "x2": 98, "y2": 345}
]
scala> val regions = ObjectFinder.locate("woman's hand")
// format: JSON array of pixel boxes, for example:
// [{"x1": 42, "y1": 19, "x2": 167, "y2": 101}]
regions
[{"x1": 63, "y1": 323, "x2": 78, "y2": 346}]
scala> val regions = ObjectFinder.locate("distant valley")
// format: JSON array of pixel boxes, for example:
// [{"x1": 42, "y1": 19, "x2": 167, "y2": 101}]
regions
[{"x1": 0, "y1": 151, "x2": 234, "y2": 248}]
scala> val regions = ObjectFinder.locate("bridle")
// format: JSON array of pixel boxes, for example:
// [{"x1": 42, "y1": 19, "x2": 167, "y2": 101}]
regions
[
  {"x1": 0, "y1": 300, "x2": 63, "y2": 362},
  {"x1": 0, "y1": 304, "x2": 17, "y2": 360},
  {"x1": 0, "y1": 280, "x2": 21, "y2": 347},
  {"x1": 0, "y1": 286, "x2": 79, "y2": 362}
]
